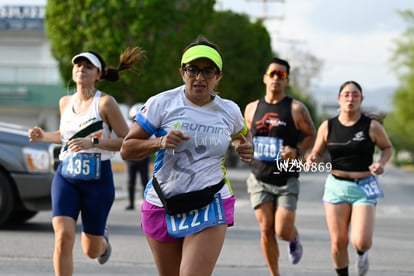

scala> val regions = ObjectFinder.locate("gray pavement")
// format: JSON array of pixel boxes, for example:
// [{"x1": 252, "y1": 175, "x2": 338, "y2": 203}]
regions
[
  {"x1": 0, "y1": 165, "x2": 413, "y2": 275},
  {"x1": 108, "y1": 165, "x2": 414, "y2": 276}
]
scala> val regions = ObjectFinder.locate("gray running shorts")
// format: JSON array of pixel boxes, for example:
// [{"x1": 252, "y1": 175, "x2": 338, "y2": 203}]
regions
[{"x1": 246, "y1": 173, "x2": 299, "y2": 211}]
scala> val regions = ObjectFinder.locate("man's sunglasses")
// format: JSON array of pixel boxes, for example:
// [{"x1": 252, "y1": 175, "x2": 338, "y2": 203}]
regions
[{"x1": 266, "y1": 70, "x2": 288, "y2": 79}]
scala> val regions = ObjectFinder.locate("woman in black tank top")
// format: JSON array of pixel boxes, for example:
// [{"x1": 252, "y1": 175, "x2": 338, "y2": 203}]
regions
[{"x1": 306, "y1": 80, "x2": 393, "y2": 276}]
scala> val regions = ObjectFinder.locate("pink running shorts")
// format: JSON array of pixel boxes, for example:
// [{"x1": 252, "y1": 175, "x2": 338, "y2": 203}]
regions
[{"x1": 141, "y1": 195, "x2": 236, "y2": 242}]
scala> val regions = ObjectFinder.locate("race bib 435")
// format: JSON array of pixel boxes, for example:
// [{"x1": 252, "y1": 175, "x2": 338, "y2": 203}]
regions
[{"x1": 61, "y1": 152, "x2": 101, "y2": 180}]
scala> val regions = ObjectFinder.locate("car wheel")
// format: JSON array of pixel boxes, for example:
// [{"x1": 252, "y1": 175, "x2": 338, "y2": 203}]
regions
[
  {"x1": 7, "y1": 209, "x2": 38, "y2": 224},
  {"x1": 0, "y1": 171, "x2": 15, "y2": 225}
]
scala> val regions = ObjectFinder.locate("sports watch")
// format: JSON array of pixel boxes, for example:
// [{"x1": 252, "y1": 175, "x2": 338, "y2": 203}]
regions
[{"x1": 92, "y1": 138, "x2": 99, "y2": 147}]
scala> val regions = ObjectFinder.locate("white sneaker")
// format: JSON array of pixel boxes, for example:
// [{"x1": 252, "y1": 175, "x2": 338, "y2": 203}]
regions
[{"x1": 356, "y1": 251, "x2": 369, "y2": 276}]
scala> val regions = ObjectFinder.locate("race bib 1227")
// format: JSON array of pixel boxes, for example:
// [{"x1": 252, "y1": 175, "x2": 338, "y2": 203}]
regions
[{"x1": 165, "y1": 194, "x2": 226, "y2": 238}]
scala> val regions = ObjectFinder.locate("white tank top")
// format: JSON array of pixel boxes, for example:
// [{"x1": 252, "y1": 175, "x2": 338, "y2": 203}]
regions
[{"x1": 59, "y1": 91, "x2": 114, "y2": 161}]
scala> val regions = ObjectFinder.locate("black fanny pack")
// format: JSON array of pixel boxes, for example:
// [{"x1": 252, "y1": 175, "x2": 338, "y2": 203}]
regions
[{"x1": 152, "y1": 177, "x2": 225, "y2": 215}]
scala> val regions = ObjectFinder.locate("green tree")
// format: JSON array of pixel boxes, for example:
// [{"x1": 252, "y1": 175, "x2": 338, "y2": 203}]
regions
[
  {"x1": 45, "y1": 0, "x2": 318, "y2": 122},
  {"x1": 288, "y1": 86, "x2": 320, "y2": 127},
  {"x1": 386, "y1": 10, "x2": 414, "y2": 155},
  {"x1": 204, "y1": 10, "x2": 319, "y2": 122},
  {"x1": 45, "y1": 0, "x2": 215, "y2": 105},
  {"x1": 204, "y1": 11, "x2": 273, "y2": 109}
]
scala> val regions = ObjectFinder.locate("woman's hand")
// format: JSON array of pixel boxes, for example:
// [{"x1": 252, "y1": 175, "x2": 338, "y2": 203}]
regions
[
  {"x1": 28, "y1": 126, "x2": 44, "y2": 142},
  {"x1": 234, "y1": 134, "x2": 253, "y2": 163},
  {"x1": 369, "y1": 162, "x2": 385, "y2": 175},
  {"x1": 67, "y1": 138, "x2": 95, "y2": 152},
  {"x1": 160, "y1": 130, "x2": 190, "y2": 150},
  {"x1": 306, "y1": 153, "x2": 319, "y2": 165}
]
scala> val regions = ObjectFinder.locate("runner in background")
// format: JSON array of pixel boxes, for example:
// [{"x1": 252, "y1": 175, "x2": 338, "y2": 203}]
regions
[
  {"x1": 29, "y1": 48, "x2": 145, "y2": 275},
  {"x1": 124, "y1": 103, "x2": 150, "y2": 210},
  {"x1": 306, "y1": 80, "x2": 393, "y2": 276},
  {"x1": 244, "y1": 57, "x2": 316, "y2": 276}
]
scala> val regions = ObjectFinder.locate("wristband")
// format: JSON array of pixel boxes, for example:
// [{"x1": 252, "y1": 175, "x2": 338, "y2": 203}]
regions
[{"x1": 159, "y1": 136, "x2": 164, "y2": 149}]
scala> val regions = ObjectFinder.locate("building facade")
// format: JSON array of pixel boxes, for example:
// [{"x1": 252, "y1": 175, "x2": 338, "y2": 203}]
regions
[{"x1": 0, "y1": 4, "x2": 65, "y2": 130}]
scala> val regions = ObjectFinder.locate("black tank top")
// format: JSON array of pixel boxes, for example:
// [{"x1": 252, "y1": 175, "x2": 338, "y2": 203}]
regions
[
  {"x1": 327, "y1": 114, "x2": 374, "y2": 171},
  {"x1": 250, "y1": 97, "x2": 300, "y2": 185}
]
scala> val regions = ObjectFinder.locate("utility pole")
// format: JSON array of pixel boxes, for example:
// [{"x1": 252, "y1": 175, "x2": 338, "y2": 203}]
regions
[
  {"x1": 246, "y1": 0, "x2": 285, "y2": 21},
  {"x1": 245, "y1": 0, "x2": 285, "y2": 46},
  {"x1": 215, "y1": 0, "x2": 223, "y2": 11},
  {"x1": 245, "y1": 0, "x2": 321, "y2": 95}
]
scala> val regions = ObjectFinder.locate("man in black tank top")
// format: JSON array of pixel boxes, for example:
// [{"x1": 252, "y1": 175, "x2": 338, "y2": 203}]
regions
[{"x1": 244, "y1": 57, "x2": 316, "y2": 275}]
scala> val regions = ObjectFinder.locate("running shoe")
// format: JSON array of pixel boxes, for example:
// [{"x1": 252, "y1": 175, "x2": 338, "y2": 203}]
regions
[
  {"x1": 97, "y1": 226, "x2": 112, "y2": 265},
  {"x1": 288, "y1": 236, "x2": 303, "y2": 264},
  {"x1": 356, "y1": 251, "x2": 369, "y2": 276}
]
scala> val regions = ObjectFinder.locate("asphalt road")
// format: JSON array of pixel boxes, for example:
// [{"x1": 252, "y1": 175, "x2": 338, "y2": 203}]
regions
[{"x1": 0, "y1": 165, "x2": 413, "y2": 275}]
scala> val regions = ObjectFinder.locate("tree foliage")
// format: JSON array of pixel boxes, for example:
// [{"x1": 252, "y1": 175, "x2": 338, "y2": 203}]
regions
[
  {"x1": 202, "y1": 10, "x2": 319, "y2": 120},
  {"x1": 385, "y1": 10, "x2": 414, "y2": 153},
  {"x1": 45, "y1": 0, "x2": 318, "y2": 123},
  {"x1": 45, "y1": 0, "x2": 215, "y2": 104},
  {"x1": 203, "y1": 11, "x2": 274, "y2": 109}
]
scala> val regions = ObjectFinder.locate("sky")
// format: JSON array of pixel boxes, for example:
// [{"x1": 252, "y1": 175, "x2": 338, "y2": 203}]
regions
[
  {"x1": 1, "y1": 0, "x2": 413, "y2": 93},
  {"x1": 218, "y1": 0, "x2": 413, "y2": 93}
]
